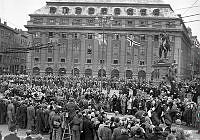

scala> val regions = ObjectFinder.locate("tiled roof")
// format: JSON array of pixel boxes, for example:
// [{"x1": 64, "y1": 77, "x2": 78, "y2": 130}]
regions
[{"x1": 48, "y1": 0, "x2": 166, "y2": 4}]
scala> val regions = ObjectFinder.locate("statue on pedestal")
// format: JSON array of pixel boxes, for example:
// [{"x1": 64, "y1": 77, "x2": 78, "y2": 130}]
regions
[{"x1": 159, "y1": 32, "x2": 171, "y2": 59}]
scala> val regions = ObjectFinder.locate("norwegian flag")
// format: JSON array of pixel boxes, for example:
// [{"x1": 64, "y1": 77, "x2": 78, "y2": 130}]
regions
[
  {"x1": 194, "y1": 40, "x2": 200, "y2": 48},
  {"x1": 126, "y1": 35, "x2": 141, "y2": 47},
  {"x1": 95, "y1": 33, "x2": 107, "y2": 46}
]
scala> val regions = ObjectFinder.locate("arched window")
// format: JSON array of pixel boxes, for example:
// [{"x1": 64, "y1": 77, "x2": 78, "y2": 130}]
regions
[
  {"x1": 114, "y1": 8, "x2": 121, "y2": 15},
  {"x1": 75, "y1": 7, "x2": 82, "y2": 14},
  {"x1": 140, "y1": 9, "x2": 147, "y2": 16},
  {"x1": 101, "y1": 8, "x2": 108, "y2": 15},
  {"x1": 62, "y1": 7, "x2": 69, "y2": 14},
  {"x1": 88, "y1": 7, "x2": 95, "y2": 15},
  {"x1": 50, "y1": 7, "x2": 57, "y2": 14},
  {"x1": 153, "y1": 9, "x2": 160, "y2": 16},
  {"x1": 127, "y1": 8, "x2": 133, "y2": 15}
]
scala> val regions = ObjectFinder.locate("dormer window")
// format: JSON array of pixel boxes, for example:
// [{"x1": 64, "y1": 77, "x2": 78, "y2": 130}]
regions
[
  {"x1": 127, "y1": 8, "x2": 133, "y2": 15},
  {"x1": 114, "y1": 8, "x2": 121, "y2": 15},
  {"x1": 140, "y1": 9, "x2": 147, "y2": 16},
  {"x1": 153, "y1": 9, "x2": 160, "y2": 16},
  {"x1": 101, "y1": 8, "x2": 108, "y2": 15},
  {"x1": 75, "y1": 7, "x2": 82, "y2": 15},
  {"x1": 88, "y1": 7, "x2": 95, "y2": 15},
  {"x1": 50, "y1": 7, "x2": 57, "y2": 14},
  {"x1": 62, "y1": 7, "x2": 69, "y2": 14}
]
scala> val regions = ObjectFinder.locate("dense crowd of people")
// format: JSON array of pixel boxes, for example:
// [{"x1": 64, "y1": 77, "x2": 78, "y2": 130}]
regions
[{"x1": 0, "y1": 75, "x2": 200, "y2": 140}]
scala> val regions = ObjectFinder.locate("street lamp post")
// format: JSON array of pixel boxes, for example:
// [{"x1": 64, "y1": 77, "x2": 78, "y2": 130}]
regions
[{"x1": 95, "y1": 15, "x2": 113, "y2": 93}]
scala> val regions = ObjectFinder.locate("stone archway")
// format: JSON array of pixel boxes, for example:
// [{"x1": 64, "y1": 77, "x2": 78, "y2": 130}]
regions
[
  {"x1": 138, "y1": 70, "x2": 146, "y2": 81},
  {"x1": 71, "y1": 68, "x2": 80, "y2": 76},
  {"x1": 98, "y1": 69, "x2": 106, "y2": 77},
  {"x1": 85, "y1": 69, "x2": 92, "y2": 77},
  {"x1": 111, "y1": 69, "x2": 119, "y2": 78},
  {"x1": 126, "y1": 70, "x2": 133, "y2": 79},
  {"x1": 33, "y1": 67, "x2": 40, "y2": 75},
  {"x1": 45, "y1": 67, "x2": 53, "y2": 75},
  {"x1": 58, "y1": 68, "x2": 66, "y2": 75}
]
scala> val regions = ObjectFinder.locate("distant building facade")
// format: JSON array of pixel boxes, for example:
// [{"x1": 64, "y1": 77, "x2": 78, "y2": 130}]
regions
[
  {"x1": 25, "y1": 0, "x2": 192, "y2": 81},
  {"x1": 0, "y1": 19, "x2": 28, "y2": 75}
]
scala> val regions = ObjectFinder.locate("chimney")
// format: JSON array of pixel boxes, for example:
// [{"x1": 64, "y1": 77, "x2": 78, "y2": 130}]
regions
[{"x1": 4, "y1": 21, "x2": 7, "y2": 25}]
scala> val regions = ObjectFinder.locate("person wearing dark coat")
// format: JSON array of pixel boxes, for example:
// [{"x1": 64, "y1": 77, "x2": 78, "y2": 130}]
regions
[
  {"x1": 3, "y1": 125, "x2": 20, "y2": 140},
  {"x1": 35, "y1": 107, "x2": 44, "y2": 134},
  {"x1": 147, "y1": 126, "x2": 165, "y2": 140},
  {"x1": 16, "y1": 103, "x2": 27, "y2": 129},
  {"x1": 116, "y1": 129, "x2": 129, "y2": 140},
  {"x1": 0, "y1": 100, "x2": 7, "y2": 124},
  {"x1": 27, "y1": 103, "x2": 35, "y2": 131},
  {"x1": 64, "y1": 97, "x2": 80, "y2": 121},
  {"x1": 81, "y1": 115, "x2": 94, "y2": 140},
  {"x1": 98, "y1": 121, "x2": 112, "y2": 140}
]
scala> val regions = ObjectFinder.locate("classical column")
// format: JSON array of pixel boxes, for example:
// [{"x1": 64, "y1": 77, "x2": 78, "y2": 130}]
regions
[
  {"x1": 106, "y1": 34, "x2": 112, "y2": 76},
  {"x1": 93, "y1": 35, "x2": 99, "y2": 77},
  {"x1": 133, "y1": 42, "x2": 139, "y2": 79},
  {"x1": 146, "y1": 35, "x2": 153, "y2": 80},
  {"x1": 120, "y1": 34, "x2": 126, "y2": 78},
  {"x1": 67, "y1": 34, "x2": 73, "y2": 76},
  {"x1": 80, "y1": 33, "x2": 86, "y2": 77},
  {"x1": 41, "y1": 33, "x2": 47, "y2": 74}
]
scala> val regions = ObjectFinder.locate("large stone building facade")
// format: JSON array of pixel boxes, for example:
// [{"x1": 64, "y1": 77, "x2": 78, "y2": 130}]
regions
[
  {"x1": 0, "y1": 19, "x2": 28, "y2": 75},
  {"x1": 25, "y1": 0, "x2": 192, "y2": 81}
]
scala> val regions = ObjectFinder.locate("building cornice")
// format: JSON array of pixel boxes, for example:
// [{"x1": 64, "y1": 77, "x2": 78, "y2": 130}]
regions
[
  {"x1": 25, "y1": 24, "x2": 182, "y2": 33},
  {"x1": 0, "y1": 23, "x2": 19, "y2": 34},
  {"x1": 28, "y1": 14, "x2": 180, "y2": 20},
  {"x1": 46, "y1": 1, "x2": 172, "y2": 9}
]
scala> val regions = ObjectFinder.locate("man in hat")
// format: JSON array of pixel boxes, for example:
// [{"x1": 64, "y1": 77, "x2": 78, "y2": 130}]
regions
[
  {"x1": 4, "y1": 125, "x2": 20, "y2": 140},
  {"x1": 98, "y1": 121, "x2": 112, "y2": 140},
  {"x1": 24, "y1": 130, "x2": 33, "y2": 140},
  {"x1": 64, "y1": 97, "x2": 80, "y2": 121},
  {"x1": 27, "y1": 103, "x2": 35, "y2": 131},
  {"x1": 148, "y1": 126, "x2": 165, "y2": 140}
]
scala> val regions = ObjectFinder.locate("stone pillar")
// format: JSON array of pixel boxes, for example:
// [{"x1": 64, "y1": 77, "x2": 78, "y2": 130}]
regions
[
  {"x1": 146, "y1": 35, "x2": 153, "y2": 80},
  {"x1": 120, "y1": 34, "x2": 126, "y2": 78},
  {"x1": 53, "y1": 33, "x2": 59, "y2": 75},
  {"x1": 67, "y1": 34, "x2": 73, "y2": 76},
  {"x1": 80, "y1": 34, "x2": 86, "y2": 77},
  {"x1": 93, "y1": 37, "x2": 99, "y2": 77},
  {"x1": 41, "y1": 33, "x2": 47, "y2": 74},
  {"x1": 174, "y1": 36, "x2": 182, "y2": 81},
  {"x1": 133, "y1": 43, "x2": 139, "y2": 79},
  {"x1": 107, "y1": 34, "x2": 112, "y2": 76}
]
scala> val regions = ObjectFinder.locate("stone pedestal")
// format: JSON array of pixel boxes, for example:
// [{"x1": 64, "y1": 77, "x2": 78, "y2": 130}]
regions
[{"x1": 152, "y1": 61, "x2": 171, "y2": 82}]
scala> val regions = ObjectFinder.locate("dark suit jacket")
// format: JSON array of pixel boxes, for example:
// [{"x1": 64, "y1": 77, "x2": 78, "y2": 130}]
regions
[{"x1": 4, "y1": 133, "x2": 20, "y2": 140}]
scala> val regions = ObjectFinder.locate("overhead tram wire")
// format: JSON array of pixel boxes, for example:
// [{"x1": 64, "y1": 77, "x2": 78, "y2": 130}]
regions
[
  {"x1": 183, "y1": 0, "x2": 200, "y2": 15},
  {"x1": 181, "y1": 13, "x2": 200, "y2": 18},
  {"x1": 174, "y1": 5, "x2": 200, "y2": 11},
  {"x1": 184, "y1": 19, "x2": 200, "y2": 23}
]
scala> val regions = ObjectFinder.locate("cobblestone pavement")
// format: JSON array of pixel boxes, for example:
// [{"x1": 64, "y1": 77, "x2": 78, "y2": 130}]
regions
[{"x1": 1, "y1": 124, "x2": 200, "y2": 140}]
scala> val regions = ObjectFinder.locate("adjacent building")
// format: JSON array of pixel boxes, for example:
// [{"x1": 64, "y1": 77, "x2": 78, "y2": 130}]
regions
[
  {"x1": 25, "y1": 0, "x2": 193, "y2": 81},
  {"x1": 0, "y1": 19, "x2": 28, "y2": 75}
]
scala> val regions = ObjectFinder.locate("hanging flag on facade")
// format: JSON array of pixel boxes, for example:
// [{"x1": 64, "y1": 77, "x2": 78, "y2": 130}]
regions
[
  {"x1": 95, "y1": 33, "x2": 107, "y2": 46},
  {"x1": 194, "y1": 40, "x2": 200, "y2": 48},
  {"x1": 126, "y1": 35, "x2": 141, "y2": 47}
]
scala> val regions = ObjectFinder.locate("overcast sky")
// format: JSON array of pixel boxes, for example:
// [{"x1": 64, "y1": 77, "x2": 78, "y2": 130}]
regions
[{"x1": 0, "y1": 0, "x2": 200, "y2": 40}]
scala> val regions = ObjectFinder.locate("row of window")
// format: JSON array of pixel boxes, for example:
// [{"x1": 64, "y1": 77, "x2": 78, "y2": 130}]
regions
[
  {"x1": 49, "y1": 7, "x2": 160, "y2": 16},
  {"x1": 34, "y1": 57, "x2": 145, "y2": 65},
  {"x1": 32, "y1": 17, "x2": 177, "y2": 29},
  {"x1": 1, "y1": 29, "x2": 28, "y2": 46},
  {"x1": 34, "y1": 32, "x2": 175, "y2": 42}
]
